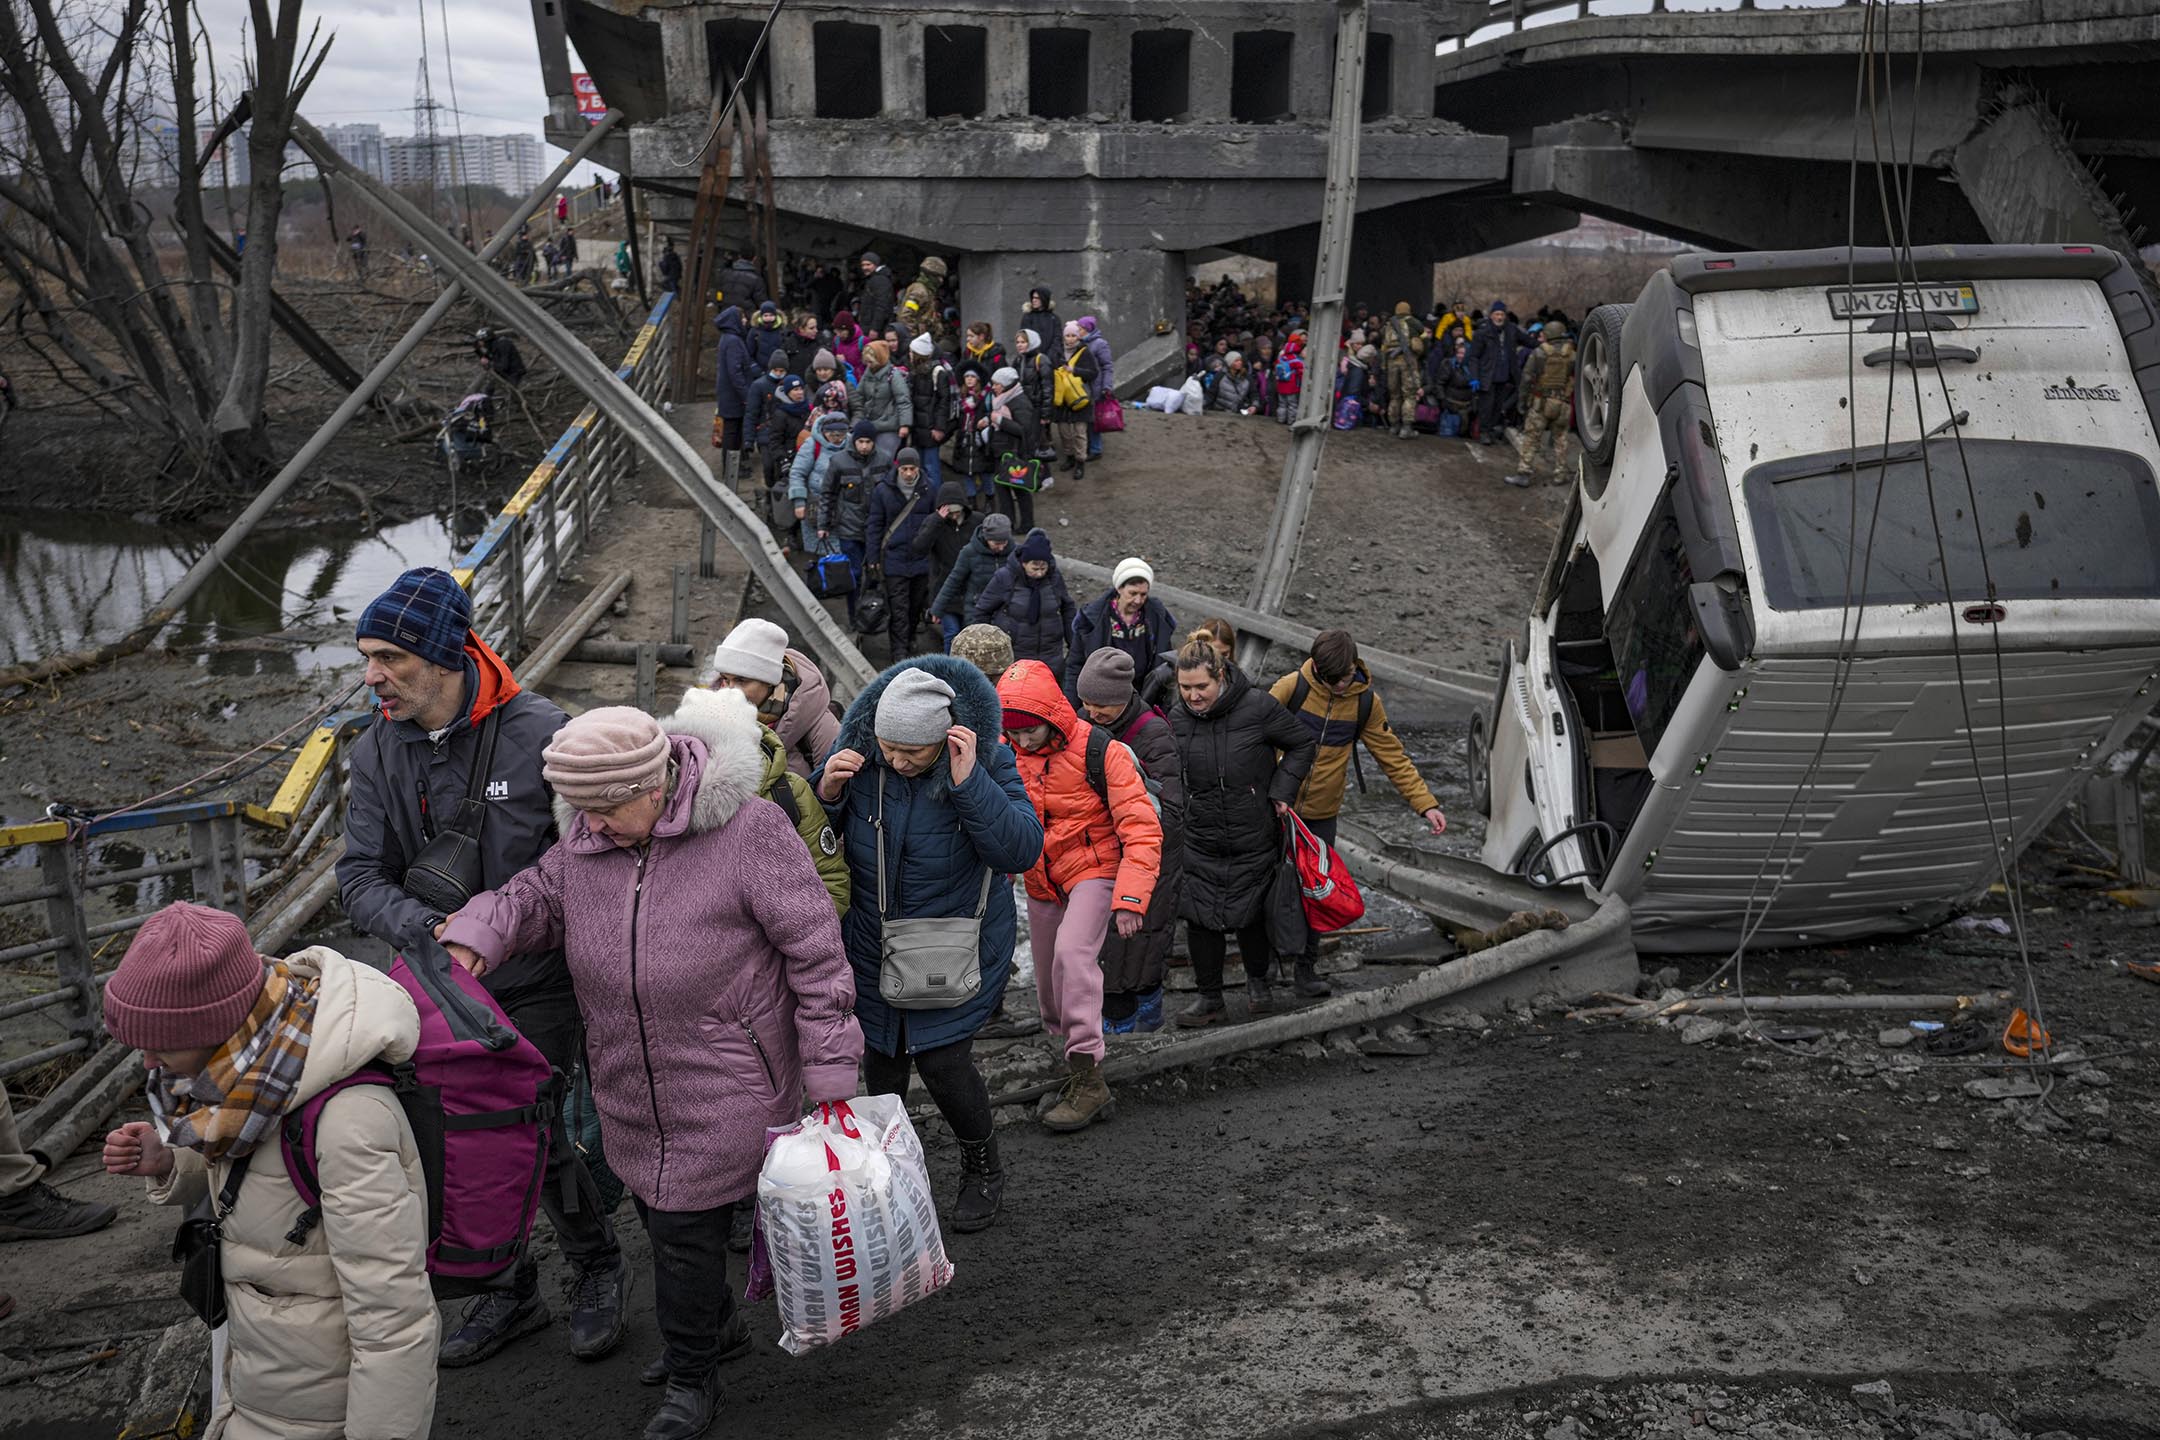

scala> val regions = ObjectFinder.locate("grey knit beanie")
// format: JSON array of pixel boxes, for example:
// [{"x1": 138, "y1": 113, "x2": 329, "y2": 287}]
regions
[
  {"x1": 874, "y1": 668, "x2": 956, "y2": 745},
  {"x1": 1077, "y1": 649, "x2": 1137, "y2": 707}
]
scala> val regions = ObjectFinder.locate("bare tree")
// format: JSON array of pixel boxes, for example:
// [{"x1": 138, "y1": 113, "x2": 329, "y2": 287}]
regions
[{"x1": 0, "y1": 0, "x2": 327, "y2": 507}]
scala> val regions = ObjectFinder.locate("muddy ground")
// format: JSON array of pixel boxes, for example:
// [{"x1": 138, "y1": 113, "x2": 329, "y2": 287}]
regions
[
  {"x1": 4, "y1": 385, "x2": 2158, "y2": 1437},
  {"x1": 5, "y1": 811, "x2": 2155, "y2": 1438}
]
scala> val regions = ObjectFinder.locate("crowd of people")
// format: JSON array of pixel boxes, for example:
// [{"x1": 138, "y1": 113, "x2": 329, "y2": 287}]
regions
[
  {"x1": 1177, "y1": 276, "x2": 1586, "y2": 486},
  {"x1": 0, "y1": 548, "x2": 1451, "y2": 1440}
]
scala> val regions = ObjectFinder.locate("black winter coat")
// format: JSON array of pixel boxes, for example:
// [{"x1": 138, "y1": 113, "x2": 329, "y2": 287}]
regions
[
  {"x1": 720, "y1": 259, "x2": 768, "y2": 312},
  {"x1": 857, "y1": 267, "x2": 897, "y2": 336},
  {"x1": 933, "y1": 528, "x2": 1011, "y2": 621},
  {"x1": 1468, "y1": 321, "x2": 1525, "y2": 388},
  {"x1": 971, "y1": 552, "x2": 1076, "y2": 670},
  {"x1": 819, "y1": 446, "x2": 890, "y2": 541},
  {"x1": 864, "y1": 478, "x2": 936, "y2": 578},
  {"x1": 909, "y1": 359, "x2": 954, "y2": 440},
  {"x1": 1096, "y1": 701, "x2": 1185, "y2": 995},
  {"x1": 1169, "y1": 665, "x2": 1316, "y2": 931},
  {"x1": 910, "y1": 507, "x2": 972, "y2": 600}
]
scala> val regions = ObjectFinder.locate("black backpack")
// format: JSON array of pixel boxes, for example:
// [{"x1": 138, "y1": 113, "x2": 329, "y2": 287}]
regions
[{"x1": 1082, "y1": 724, "x2": 1162, "y2": 817}]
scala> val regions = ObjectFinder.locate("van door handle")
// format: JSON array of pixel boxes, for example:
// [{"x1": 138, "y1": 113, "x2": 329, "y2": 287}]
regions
[{"x1": 1863, "y1": 337, "x2": 1979, "y2": 368}]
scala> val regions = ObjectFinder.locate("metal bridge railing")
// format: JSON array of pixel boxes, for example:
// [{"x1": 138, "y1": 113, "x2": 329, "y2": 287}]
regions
[
  {"x1": 1445, "y1": 0, "x2": 1946, "y2": 52},
  {"x1": 0, "y1": 290, "x2": 675, "y2": 1069}
]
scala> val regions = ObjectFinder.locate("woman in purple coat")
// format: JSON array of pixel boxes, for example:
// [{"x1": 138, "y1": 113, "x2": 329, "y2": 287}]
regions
[{"x1": 444, "y1": 705, "x2": 861, "y2": 1440}]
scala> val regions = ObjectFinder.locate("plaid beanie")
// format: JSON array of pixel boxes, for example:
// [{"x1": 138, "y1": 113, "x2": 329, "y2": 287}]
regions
[{"x1": 357, "y1": 568, "x2": 471, "y2": 671}]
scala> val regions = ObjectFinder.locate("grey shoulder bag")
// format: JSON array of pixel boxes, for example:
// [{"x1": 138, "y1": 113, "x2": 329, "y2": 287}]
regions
[{"x1": 874, "y1": 770, "x2": 993, "y2": 1010}]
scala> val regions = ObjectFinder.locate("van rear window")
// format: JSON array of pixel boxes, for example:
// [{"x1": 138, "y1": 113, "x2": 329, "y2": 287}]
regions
[{"x1": 1743, "y1": 439, "x2": 2160, "y2": 610}]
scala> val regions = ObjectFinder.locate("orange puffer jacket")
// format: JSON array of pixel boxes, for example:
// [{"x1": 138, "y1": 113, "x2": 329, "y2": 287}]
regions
[{"x1": 995, "y1": 660, "x2": 1163, "y2": 914}]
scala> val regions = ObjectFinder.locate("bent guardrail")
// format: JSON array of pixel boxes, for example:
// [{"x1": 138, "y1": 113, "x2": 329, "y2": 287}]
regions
[{"x1": 0, "y1": 290, "x2": 677, "y2": 1069}]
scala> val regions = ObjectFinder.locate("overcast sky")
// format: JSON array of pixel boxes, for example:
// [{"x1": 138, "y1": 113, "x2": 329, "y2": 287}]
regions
[{"x1": 192, "y1": 0, "x2": 609, "y2": 176}]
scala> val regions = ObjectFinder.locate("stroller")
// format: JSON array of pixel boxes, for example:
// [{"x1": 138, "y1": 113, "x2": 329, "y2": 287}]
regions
[{"x1": 436, "y1": 392, "x2": 501, "y2": 478}]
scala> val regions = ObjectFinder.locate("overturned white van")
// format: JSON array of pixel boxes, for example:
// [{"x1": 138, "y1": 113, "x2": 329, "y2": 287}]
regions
[{"x1": 1468, "y1": 245, "x2": 2160, "y2": 952}]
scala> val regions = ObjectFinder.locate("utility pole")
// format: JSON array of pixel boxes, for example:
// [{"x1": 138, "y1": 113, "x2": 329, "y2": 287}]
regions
[{"x1": 1238, "y1": 0, "x2": 1367, "y2": 677}]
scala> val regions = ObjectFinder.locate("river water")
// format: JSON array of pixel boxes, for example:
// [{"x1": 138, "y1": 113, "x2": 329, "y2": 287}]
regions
[{"x1": 0, "y1": 508, "x2": 468, "y2": 672}]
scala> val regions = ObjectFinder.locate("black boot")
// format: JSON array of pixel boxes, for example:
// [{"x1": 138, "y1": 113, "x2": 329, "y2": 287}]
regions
[
  {"x1": 564, "y1": 1254, "x2": 630, "y2": 1360},
  {"x1": 1293, "y1": 958, "x2": 1332, "y2": 998},
  {"x1": 642, "y1": 1371, "x2": 718, "y2": 1440},
  {"x1": 1245, "y1": 974, "x2": 1277, "y2": 1018},
  {"x1": 951, "y1": 1135, "x2": 1005, "y2": 1234}
]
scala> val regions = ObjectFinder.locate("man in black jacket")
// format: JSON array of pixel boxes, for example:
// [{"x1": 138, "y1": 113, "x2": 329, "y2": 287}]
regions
[
  {"x1": 720, "y1": 251, "x2": 768, "y2": 311},
  {"x1": 1465, "y1": 299, "x2": 1524, "y2": 446},
  {"x1": 337, "y1": 569, "x2": 628, "y2": 1370},
  {"x1": 855, "y1": 251, "x2": 897, "y2": 336}
]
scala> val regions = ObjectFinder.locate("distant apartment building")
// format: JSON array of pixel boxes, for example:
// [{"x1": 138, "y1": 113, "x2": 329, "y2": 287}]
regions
[
  {"x1": 319, "y1": 122, "x2": 389, "y2": 182},
  {"x1": 383, "y1": 131, "x2": 546, "y2": 194}
]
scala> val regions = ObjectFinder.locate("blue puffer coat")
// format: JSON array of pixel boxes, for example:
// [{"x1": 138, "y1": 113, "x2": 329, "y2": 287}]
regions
[{"x1": 815, "y1": 655, "x2": 1044, "y2": 1057}]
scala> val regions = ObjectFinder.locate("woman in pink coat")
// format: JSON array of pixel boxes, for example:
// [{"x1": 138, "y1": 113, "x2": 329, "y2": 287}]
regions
[{"x1": 444, "y1": 704, "x2": 860, "y2": 1440}]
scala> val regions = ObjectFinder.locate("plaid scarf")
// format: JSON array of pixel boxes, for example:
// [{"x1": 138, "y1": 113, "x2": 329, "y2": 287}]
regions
[{"x1": 148, "y1": 961, "x2": 320, "y2": 1163}]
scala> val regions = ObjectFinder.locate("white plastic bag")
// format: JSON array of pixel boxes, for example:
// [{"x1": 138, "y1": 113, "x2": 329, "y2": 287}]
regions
[
  {"x1": 1145, "y1": 384, "x2": 1184, "y2": 414},
  {"x1": 755, "y1": 1096, "x2": 955, "y2": 1354},
  {"x1": 1179, "y1": 376, "x2": 1206, "y2": 414}
]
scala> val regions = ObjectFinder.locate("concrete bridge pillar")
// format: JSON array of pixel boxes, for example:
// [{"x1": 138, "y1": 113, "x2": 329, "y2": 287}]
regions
[
  {"x1": 883, "y1": 18, "x2": 925, "y2": 119},
  {"x1": 1291, "y1": 16, "x2": 1333, "y2": 122},
  {"x1": 770, "y1": 8, "x2": 816, "y2": 119},
  {"x1": 660, "y1": 11, "x2": 711, "y2": 114},
  {"x1": 961, "y1": 246, "x2": 1187, "y2": 389},
  {"x1": 986, "y1": 18, "x2": 1029, "y2": 118},
  {"x1": 1190, "y1": 33, "x2": 1232, "y2": 121}
]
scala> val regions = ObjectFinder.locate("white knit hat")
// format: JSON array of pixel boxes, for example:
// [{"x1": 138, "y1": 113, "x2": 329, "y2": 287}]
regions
[
  {"x1": 707, "y1": 618, "x2": 788, "y2": 686},
  {"x1": 909, "y1": 332, "x2": 935, "y2": 357},
  {"x1": 1112, "y1": 556, "x2": 1154, "y2": 590}
]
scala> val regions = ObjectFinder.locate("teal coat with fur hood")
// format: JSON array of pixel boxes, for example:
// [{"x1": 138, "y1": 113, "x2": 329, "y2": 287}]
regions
[
  {"x1": 668, "y1": 686, "x2": 848, "y2": 916},
  {"x1": 814, "y1": 654, "x2": 1043, "y2": 1056}
]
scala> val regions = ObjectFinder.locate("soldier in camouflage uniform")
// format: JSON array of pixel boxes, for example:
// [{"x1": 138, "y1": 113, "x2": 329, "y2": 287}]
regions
[
  {"x1": 900, "y1": 256, "x2": 951, "y2": 347},
  {"x1": 1505, "y1": 324, "x2": 1576, "y2": 488}
]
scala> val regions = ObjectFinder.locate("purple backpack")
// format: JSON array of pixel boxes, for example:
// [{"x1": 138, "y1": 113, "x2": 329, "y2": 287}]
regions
[{"x1": 279, "y1": 942, "x2": 559, "y2": 1297}]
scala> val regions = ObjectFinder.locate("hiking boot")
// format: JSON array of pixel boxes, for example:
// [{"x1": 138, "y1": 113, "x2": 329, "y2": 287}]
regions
[
  {"x1": 639, "y1": 1314, "x2": 752, "y2": 1385},
  {"x1": 1245, "y1": 975, "x2": 1278, "y2": 1018},
  {"x1": 1042, "y1": 1054, "x2": 1115, "y2": 1133},
  {"x1": 0, "y1": 1181, "x2": 117, "y2": 1243},
  {"x1": 977, "y1": 1004, "x2": 1042, "y2": 1040},
  {"x1": 564, "y1": 1256, "x2": 630, "y2": 1361},
  {"x1": 727, "y1": 1205, "x2": 753, "y2": 1254},
  {"x1": 642, "y1": 1371, "x2": 718, "y2": 1440},
  {"x1": 439, "y1": 1289, "x2": 552, "y2": 1367},
  {"x1": 1503, "y1": 472, "x2": 1533, "y2": 488},
  {"x1": 1293, "y1": 958, "x2": 1333, "y2": 999},
  {"x1": 1175, "y1": 993, "x2": 1227, "y2": 1028},
  {"x1": 951, "y1": 1135, "x2": 1005, "y2": 1234},
  {"x1": 1071, "y1": 462, "x2": 1085, "y2": 484}
]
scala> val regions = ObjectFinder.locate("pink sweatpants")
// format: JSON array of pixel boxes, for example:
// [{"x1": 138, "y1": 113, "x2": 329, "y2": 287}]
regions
[{"x1": 1028, "y1": 877, "x2": 1111, "y2": 1063}]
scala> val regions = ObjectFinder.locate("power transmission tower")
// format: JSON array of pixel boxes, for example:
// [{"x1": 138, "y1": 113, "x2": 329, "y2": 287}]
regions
[{"x1": 413, "y1": 42, "x2": 442, "y2": 220}]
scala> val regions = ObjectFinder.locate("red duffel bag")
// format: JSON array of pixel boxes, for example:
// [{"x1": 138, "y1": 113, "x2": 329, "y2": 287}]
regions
[{"x1": 1285, "y1": 814, "x2": 1365, "y2": 933}]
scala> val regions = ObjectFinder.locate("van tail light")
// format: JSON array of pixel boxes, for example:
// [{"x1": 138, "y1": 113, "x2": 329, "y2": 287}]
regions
[{"x1": 1963, "y1": 603, "x2": 2007, "y2": 625}]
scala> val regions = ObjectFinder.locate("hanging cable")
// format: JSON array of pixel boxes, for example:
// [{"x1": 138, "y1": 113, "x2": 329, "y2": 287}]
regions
[
  {"x1": 662, "y1": 0, "x2": 785, "y2": 171},
  {"x1": 436, "y1": 0, "x2": 480, "y2": 241}
]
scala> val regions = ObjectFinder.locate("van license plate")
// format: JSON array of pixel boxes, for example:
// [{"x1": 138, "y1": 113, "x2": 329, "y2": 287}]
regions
[{"x1": 1827, "y1": 283, "x2": 1979, "y2": 320}]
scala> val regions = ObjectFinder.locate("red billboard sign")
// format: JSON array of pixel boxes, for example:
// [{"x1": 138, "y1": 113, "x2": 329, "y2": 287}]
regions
[{"x1": 571, "y1": 72, "x2": 606, "y2": 123}]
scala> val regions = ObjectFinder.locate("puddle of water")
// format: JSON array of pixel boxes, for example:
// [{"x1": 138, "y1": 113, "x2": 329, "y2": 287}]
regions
[{"x1": 0, "y1": 507, "x2": 474, "y2": 673}]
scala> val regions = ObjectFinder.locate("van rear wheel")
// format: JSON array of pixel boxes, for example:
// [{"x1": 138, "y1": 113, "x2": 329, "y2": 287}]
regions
[
  {"x1": 1467, "y1": 710, "x2": 1492, "y2": 816},
  {"x1": 1575, "y1": 303, "x2": 1630, "y2": 468}
]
